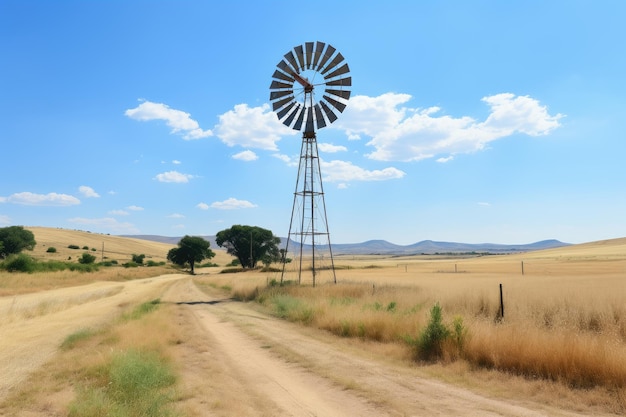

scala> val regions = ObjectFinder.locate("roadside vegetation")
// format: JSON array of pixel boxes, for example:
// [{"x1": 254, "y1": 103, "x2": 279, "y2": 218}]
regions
[
  {"x1": 0, "y1": 299, "x2": 181, "y2": 417},
  {"x1": 198, "y1": 261, "x2": 626, "y2": 408}
]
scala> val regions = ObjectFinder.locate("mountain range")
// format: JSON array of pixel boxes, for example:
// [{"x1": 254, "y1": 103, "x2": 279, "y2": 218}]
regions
[{"x1": 122, "y1": 235, "x2": 570, "y2": 256}]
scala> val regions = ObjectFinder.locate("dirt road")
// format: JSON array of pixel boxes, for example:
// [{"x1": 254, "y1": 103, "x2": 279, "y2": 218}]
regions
[{"x1": 1, "y1": 275, "x2": 606, "y2": 416}]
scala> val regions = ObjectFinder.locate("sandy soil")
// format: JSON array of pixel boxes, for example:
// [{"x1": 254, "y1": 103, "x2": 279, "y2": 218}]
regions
[{"x1": 1, "y1": 274, "x2": 611, "y2": 416}]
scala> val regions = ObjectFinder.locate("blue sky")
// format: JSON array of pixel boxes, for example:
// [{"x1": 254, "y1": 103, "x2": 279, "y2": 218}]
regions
[{"x1": 1, "y1": 1, "x2": 625, "y2": 245}]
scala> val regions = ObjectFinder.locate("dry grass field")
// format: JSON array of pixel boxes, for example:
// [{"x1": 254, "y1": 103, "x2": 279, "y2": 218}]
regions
[{"x1": 1, "y1": 226, "x2": 626, "y2": 415}]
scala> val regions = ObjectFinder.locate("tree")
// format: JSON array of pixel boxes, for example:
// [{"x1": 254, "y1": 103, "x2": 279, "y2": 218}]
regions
[
  {"x1": 132, "y1": 254, "x2": 145, "y2": 265},
  {"x1": 215, "y1": 225, "x2": 280, "y2": 269},
  {"x1": 0, "y1": 226, "x2": 36, "y2": 259},
  {"x1": 166, "y1": 235, "x2": 215, "y2": 274}
]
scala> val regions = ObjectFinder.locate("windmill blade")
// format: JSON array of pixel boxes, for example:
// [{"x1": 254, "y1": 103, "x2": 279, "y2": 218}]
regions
[
  {"x1": 321, "y1": 53, "x2": 345, "y2": 75},
  {"x1": 305, "y1": 42, "x2": 314, "y2": 69},
  {"x1": 317, "y1": 44, "x2": 336, "y2": 71},
  {"x1": 282, "y1": 103, "x2": 300, "y2": 125},
  {"x1": 272, "y1": 96, "x2": 294, "y2": 112},
  {"x1": 314, "y1": 104, "x2": 326, "y2": 129},
  {"x1": 320, "y1": 100, "x2": 338, "y2": 123},
  {"x1": 323, "y1": 95, "x2": 347, "y2": 113},
  {"x1": 270, "y1": 80, "x2": 292, "y2": 90},
  {"x1": 270, "y1": 90, "x2": 293, "y2": 101},
  {"x1": 325, "y1": 89, "x2": 351, "y2": 101},
  {"x1": 304, "y1": 106, "x2": 314, "y2": 132},
  {"x1": 283, "y1": 51, "x2": 300, "y2": 73},
  {"x1": 272, "y1": 69, "x2": 294, "y2": 83},
  {"x1": 312, "y1": 41, "x2": 325, "y2": 70},
  {"x1": 276, "y1": 101, "x2": 296, "y2": 119},
  {"x1": 294, "y1": 45, "x2": 305, "y2": 70},
  {"x1": 326, "y1": 76, "x2": 351, "y2": 87},
  {"x1": 324, "y1": 63, "x2": 350, "y2": 80},
  {"x1": 292, "y1": 105, "x2": 306, "y2": 130},
  {"x1": 276, "y1": 61, "x2": 297, "y2": 77}
]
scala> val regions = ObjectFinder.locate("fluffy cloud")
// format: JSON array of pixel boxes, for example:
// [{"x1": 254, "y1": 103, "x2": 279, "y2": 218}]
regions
[
  {"x1": 321, "y1": 160, "x2": 405, "y2": 183},
  {"x1": 126, "y1": 205, "x2": 144, "y2": 211},
  {"x1": 318, "y1": 143, "x2": 347, "y2": 153},
  {"x1": 232, "y1": 150, "x2": 258, "y2": 161},
  {"x1": 125, "y1": 100, "x2": 212, "y2": 140},
  {"x1": 79, "y1": 185, "x2": 100, "y2": 198},
  {"x1": 214, "y1": 103, "x2": 297, "y2": 150},
  {"x1": 210, "y1": 197, "x2": 257, "y2": 210},
  {"x1": 334, "y1": 92, "x2": 563, "y2": 162},
  {"x1": 155, "y1": 171, "x2": 194, "y2": 183},
  {"x1": 2, "y1": 192, "x2": 80, "y2": 206}
]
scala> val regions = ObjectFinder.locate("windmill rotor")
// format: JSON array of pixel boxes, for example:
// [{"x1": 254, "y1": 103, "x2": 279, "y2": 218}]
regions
[{"x1": 270, "y1": 41, "x2": 351, "y2": 133}]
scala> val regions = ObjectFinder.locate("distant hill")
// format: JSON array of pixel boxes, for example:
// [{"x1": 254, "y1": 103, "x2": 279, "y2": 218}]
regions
[{"x1": 121, "y1": 235, "x2": 570, "y2": 255}]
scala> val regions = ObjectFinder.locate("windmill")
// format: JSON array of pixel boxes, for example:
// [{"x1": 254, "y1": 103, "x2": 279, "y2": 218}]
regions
[{"x1": 269, "y1": 41, "x2": 351, "y2": 286}]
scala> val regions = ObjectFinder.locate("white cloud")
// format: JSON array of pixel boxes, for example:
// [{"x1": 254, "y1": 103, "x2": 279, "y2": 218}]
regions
[
  {"x1": 436, "y1": 156, "x2": 454, "y2": 163},
  {"x1": 172, "y1": 160, "x2": 181, "y2": 165},
  {"x1": 79, "y1": 185, "x2": 100, "y2": 198},
  {"x1": 167, "y1": 213, "x2": 185, "y2": 218},
  {"x1": 0, "y1": 214, "x2": 10, "y2": 225},
  {"x1": 126, "y1": 205, "x2": 144, "y2": 211},
  {"x1": 125, "y1": 100, "x2": 212, "y2": 140},
  {"x1": 68, "y1": 217, "x2": 139, "y2": 234},
  {"x1": 4, "y1": 192, "x2": 80, "y2": 206},
  {"x1": 196, "y1": 202, "x2": 209, "y2": 210},
  {"x1": 232, "y1": 150, "x2": 258, "y2": 161},
  {"x1": 155, "y1": 170, "x2": 194, "y2": 183},
  {"x1": 109, "y1": 209, "x2": 129, "y2": 216},
  {"x1": 321, "y1": 160, "x2": 406, "y2": 183},
  {"x1": 318, "y1": 143, "x2": 347, "y2": 153},
  {"x1": 272, "y1": 153, "x2": 297, "y2": 166},
  {"x1": 478, "y1": 202, "x2": 491, "y2": 207},
  {"x1": 210, "y1": 197, "x2": 257, "y2": 210},
  {"x1": 214, "y1": 103, "x2": 297, "y2": 150},
  {"x1": 334, "y1": 92, "x2": 563, "y2": 162}
]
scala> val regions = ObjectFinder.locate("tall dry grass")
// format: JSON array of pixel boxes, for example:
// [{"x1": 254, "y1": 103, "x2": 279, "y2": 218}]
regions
[{"x1": 204, "y1": 248, "x2": 626, "y2": 393}]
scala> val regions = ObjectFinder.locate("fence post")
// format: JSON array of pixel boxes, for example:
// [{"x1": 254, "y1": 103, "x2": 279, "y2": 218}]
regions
[
  {"x1": 499, "y1": 283, "x2": 504, "y2": 319},
  {"x1": 521, "y1": 261, "x2": 524, "y2": 275}
]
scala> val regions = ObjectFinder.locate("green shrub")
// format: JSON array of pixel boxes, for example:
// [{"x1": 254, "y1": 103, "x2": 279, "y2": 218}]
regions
[
  {"x1": 131, "y1": 254, "x2": 145, "y2": 265},
  {"x1": 68, "y1": 244, "x2": 80, "y2": 250},
  {"x1": 78, "y1": 252, "x2": 97, "y2": 264},
  {"x1": 82, "y1": 246, "x2": 89, "y2": 250},
  {"x1": 123, "y1": 261, "x2": 139, "y2": 268},
  {"x1": 46, "y1": 246, "x2": 57, "y2": 253},
  {"x1": 416, "y1": 303, "x2": 450, "y2": 361},
  {"x1": 1, "y1": 253, "x2": 36, "y2": 272}
]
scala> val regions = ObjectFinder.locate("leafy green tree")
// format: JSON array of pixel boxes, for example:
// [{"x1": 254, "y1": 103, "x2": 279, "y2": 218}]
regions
[
  {"x1": 132, "y1": 254, "x2": 146, "y2": 265},
  {"x1": 215, "y1": 225, "x2": 280, "y2": 269},
  {"x1": 0, "y1": 226, "x2": 36, "y2": 259},
  {"x1": 167, "y1": 235, "x2": 215, "y2": 274}
]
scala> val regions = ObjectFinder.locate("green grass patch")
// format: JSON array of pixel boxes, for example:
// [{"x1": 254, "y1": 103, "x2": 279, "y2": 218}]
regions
[
  {"x1": 121, "y1": 299, "x2": 161, "y2": 321},
  {"x1": 68, "y1": 349, "x2": 176, "y2": 417},
  {"x1": 61, "y1": 328, "x2": 97, "y2": 350}
]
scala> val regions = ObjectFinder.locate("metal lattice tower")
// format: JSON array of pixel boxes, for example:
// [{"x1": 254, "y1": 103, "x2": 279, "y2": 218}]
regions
[{"x1": 269, "y1": 41, "x2": 351, "y2": 286}]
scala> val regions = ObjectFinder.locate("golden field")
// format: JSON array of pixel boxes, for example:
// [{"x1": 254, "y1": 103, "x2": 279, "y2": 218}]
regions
[{"x1": 2, "y1": 227, "x2": 626, "y2": 413}]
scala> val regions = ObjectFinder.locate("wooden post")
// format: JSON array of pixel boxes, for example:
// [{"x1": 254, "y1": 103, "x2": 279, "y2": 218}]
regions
[
  {"x1": 521, "y1": 261, "x2": 524, "y2": 275},
  {"x1": 455, "y1": 263, "x2": 457, "y2": 273},
  {"x1": 499, "y1": 283, "x2": 504, "y2": 319}
]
